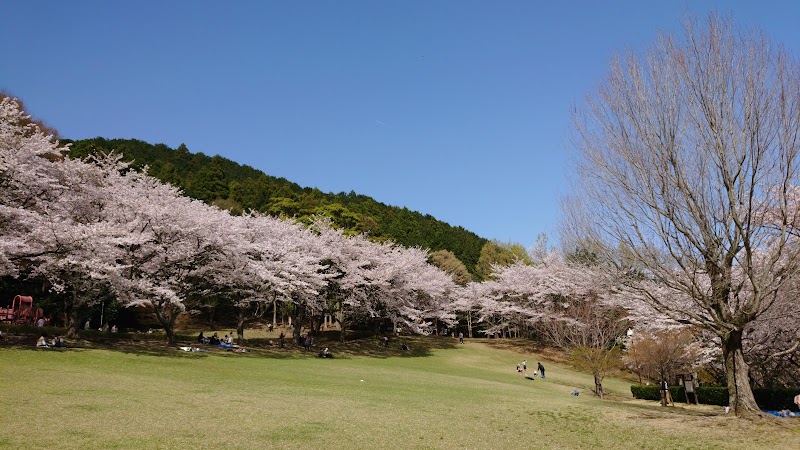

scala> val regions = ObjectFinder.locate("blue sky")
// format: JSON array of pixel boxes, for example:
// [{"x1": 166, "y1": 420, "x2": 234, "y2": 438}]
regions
[{"x1": 2, "y1": 1, "x2": 799, "y2": 249}]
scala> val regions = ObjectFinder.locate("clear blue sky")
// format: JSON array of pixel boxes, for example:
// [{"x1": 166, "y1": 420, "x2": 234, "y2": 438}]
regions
[{"x1": 2, "y1": 1, "x2": 799, "y2": 249}]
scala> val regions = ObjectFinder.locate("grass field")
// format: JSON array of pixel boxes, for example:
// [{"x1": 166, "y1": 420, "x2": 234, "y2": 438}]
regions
[{"x1": 1, "y1": 334, "x2": 798, "y2": 449}]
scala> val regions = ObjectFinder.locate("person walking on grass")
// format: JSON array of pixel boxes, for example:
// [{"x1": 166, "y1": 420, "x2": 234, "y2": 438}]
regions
[
  {"x1": 458, "y1": 332, "x2": 464, "y2": 344},
  {"x1": 538, "y1": 362, "x2": 545, "y2": 379},
  {"x1": 661, "y1": 380, "x2": 674, "y2": 406},
  {"x1": 522, "y1": 360, "x2": 527, "y2": 376}
]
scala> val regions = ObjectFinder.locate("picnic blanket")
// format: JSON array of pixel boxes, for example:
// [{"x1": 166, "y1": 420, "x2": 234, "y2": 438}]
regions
[{"x1": 764, "y1": 410, "x2": 798, "y2": 418}]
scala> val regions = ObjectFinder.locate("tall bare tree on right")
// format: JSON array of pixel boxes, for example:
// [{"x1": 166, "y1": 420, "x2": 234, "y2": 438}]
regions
[{"x1": 566, "y1": 14, "x2": 800, "y2": 417}]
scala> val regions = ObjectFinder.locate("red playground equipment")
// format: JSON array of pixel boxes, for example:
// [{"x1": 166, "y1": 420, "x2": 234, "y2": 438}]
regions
[{"x1": 0, "y1": 295, "x2": 43, "y2": 325}]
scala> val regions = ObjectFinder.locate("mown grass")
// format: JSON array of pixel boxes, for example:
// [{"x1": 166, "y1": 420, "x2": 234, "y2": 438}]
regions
[{"x1": 1, "y1": 336, "x2": 797, "y2": 449}]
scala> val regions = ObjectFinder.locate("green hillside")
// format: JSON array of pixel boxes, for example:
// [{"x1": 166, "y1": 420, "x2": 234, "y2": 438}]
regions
[{"x1": 65, "y1": 138, "x2": 487, "y2": 275}]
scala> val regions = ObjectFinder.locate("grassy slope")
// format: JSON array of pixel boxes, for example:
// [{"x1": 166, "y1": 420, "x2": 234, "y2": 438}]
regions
[{"x1": 1, "y1": 338, "x2": 797, "y2": 449}]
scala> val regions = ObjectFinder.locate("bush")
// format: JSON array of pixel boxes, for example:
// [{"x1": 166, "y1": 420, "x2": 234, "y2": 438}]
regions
[
  {"x1": 631, "y1": 385, "x2": 727, "y2": 406},
  {"x1": 630, "y1": 385, "x2": 684, "y2": 402},
  {"x1": 631, "y1": 384, "x2": 800, "y2": 410},
  {"x1": 696, "y1": 386, "x2": 727, "y2": 406},
  {"x1": 631, "y1": 385, "x2": 660, "y2": 401},
  {"x1": 754, "y1": 387, "x2": 800, "y2": 411}
]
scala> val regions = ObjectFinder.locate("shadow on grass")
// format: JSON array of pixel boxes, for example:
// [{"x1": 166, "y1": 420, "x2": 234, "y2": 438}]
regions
[
  {"x1": 0, "y1": 330, "x2": 461, "y2": 360},
  {"x1": 615, "y1": 398, "x2": 724, "y2": 418},
  {"x1": 479, "y1": 338, "x2": 573, "y2": 363},
  {"x1": 322, "y1": 335, "x2": 461, "y2": 359}
]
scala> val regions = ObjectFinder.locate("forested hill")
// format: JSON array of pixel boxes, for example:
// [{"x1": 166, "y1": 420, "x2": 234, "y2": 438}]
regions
[{"x1": 65, "y1": 138, "x2": 487, "y2": 275}]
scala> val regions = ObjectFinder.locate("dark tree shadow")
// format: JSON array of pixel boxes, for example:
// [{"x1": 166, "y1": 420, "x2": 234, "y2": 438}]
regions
[{"x1": 0, "y1": 329, "x2": 461, "y2": 359}]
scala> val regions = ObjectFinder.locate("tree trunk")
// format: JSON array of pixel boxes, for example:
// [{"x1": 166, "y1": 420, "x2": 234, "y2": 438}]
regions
[
  {"x1": 236, "y1": 307, "x2": 245, "y2": 344},
  {"x1": 272, "y1": 298, "x2": 277, "y2": 329},
  {"x1": 339, "y1": 308, "x2": 347, "y2": 342},
  {"x1": 722, "y1": 329, "x2": 762, "y2": 417},
  {"x1": 154, "y1": 302, "x2": 179, "y2": 346},
  {"x1": 65, "y1": 290, "x2": 82, "y2": 339},
  {"x1": 313, "y1": 317, "x2": 323, "y2": 336},
  {"x1": 164, "y1": 324, "x2": 176, "y2": 346},
  {"x1": 66, "y1": 304, "x2": 81, "y2": 339},
  {"x1": 292, "y1": 321, "x2": 302, "y2": 344},
  {"x1": 290, "y1": 305, "x2": 304, "y2": 345},
  {"x1": 467, "y1": 311, "x2": 473, "y2": 338},
  {"x1": 594, "y1": 374, "x2": 604, "y2": 399}
]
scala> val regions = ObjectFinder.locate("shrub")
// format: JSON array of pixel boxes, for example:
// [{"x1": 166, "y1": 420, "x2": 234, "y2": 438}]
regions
[
  {"x1": 631, "y1": 384, "x2": 800, "y2": 410},
  {"x1": 631, "y1": 385, "x2": 660, "y2": 401},
  {"x1": 630, "y1": 385, "x2": 684, "y2": 402},
  {"x1": 696, "y1": 386, "x2": 727, "y2": 406},
  {"x1": 753, "y1": 387, "x2": 800, "y2": 411}
]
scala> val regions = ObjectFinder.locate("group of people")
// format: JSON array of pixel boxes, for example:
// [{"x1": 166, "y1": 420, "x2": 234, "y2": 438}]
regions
[
  {"x1": 36, "y1": 334, "x2": 64, "y2": 348},
  {"x1": 516, "y1": 360, "x2": 546, "y2": 379},
  {"x1": 197, "y1": 331, "x2": 235, "y2": 346},
  {"x1": 82, "y1": 320, "x2": 119, "y2": 333},
  {"x1": 299, "y1": 332, "x2": 314, "y2": 351}
]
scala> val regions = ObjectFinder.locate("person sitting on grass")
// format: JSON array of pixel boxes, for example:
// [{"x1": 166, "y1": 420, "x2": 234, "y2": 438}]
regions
[
  {"x1": 198, "y1": 332, "x2": 208, "y2": 344},
  {"x1": 36, "y1": 334, "x2": 49, "y2": 348},
  {"x1": 51, "y1": 335, "x2": 64, "y2": 348},
  {"x1": 209, "y1": 333, "x2": 221, "y2": 345}
]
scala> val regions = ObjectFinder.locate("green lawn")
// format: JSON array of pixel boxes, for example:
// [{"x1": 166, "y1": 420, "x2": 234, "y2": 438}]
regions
[{"x1": 1, "y1": 336, "x2": 797, "y2": 449}]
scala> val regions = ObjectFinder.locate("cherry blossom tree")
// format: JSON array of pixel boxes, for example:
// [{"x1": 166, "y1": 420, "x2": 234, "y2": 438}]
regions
[
  {"x1": 466, "y1": 253, "x2": 604, "y2": 338},
  {"x1": 0, "y1": 96, "x2": 63, "y2": 277},
  {"x1": 216, "y1": 212, "x2": 330, "y2": 343},
  {"x1": 1, "y1": 98, "x2": 131, "y2": 336},
  {"x1": 25, "y1": 156, "x2": 133, "y2": 336},
  {"x1": 97, "y1": 166, "x2": 228, "y2": 345},
  {"x1": 382, "y1": 245, "x2": 457, "y2": 334}
]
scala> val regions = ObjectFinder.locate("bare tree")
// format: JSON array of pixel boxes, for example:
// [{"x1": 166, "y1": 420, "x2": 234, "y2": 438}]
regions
[
  {"x1": 539, "y1": 294, "x2": 629, "y2": 398},
  {"x1": 571, "y1": 345, "x2": 623, "y2": 400},
  {"x1": 566, "y1": 13, "x2": 800, "y2": 417},
  {"x1": 623, "y1": 329, "x2": 705, "y2": 405}
]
